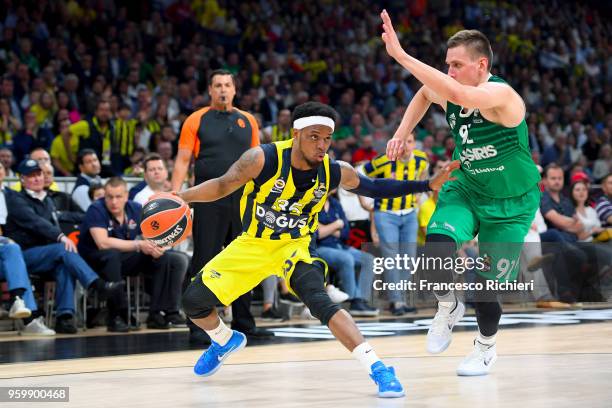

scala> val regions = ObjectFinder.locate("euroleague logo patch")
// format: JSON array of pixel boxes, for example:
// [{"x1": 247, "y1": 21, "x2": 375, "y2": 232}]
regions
[
  {"x1": 150, "y1": 220, "x2": 160, "y2": 231},
  {"x1": 237, "y1": 118, "x2": 246, "y2": 128}
]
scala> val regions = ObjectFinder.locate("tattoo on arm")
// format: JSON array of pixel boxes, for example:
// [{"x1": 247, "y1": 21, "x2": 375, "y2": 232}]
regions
[
  {"x1": 221, "y1": 147, "x2": 263, "y2": 187},
  {"x1": 338, "y1": 160, "x2": 360, "y2": 190}
]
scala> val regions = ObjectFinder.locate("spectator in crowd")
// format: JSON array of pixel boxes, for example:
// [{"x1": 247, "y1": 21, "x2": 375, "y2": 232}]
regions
[
  {"x1": 317, "y1": 193, "x2": 378, "y2": 317},
  {"x1": 541, "y1": 164, "x2": 583, "y2": 242},
  {"x1": 571, "y1": 181, "x2": 604, "y2": 242},
  {"x1": 78, "y1": 177, "x2": 188, "y2": 330},
  {"x1": 40, "y1": 162, "x2": 83, "y2": 234},
  {"x1": 133, "y1": 153, "x2": 170, "y2": 205},
  {"x1": 0, "y1": 148, "x2": 15, "y2": 177},
  {"x1": 4, "y1": 159, "x2": 124, "y2": 333},
  {"x1": 592, "y1": 145, "x2": 611, "y2": 182},
  {"x1": 50, "y1": 118, "x2": 77, "y2": 176},
  {"x1": 72, "y1": 149, "x2": 102, "y2": 211},
  {"x1": 262, "y1": 108, "x2": 291, "y2": 143},
  {"x1": 0, "y1": 160, "x2": 55, "y2": 335},
  {"x1": 69, "y1": 100, "x2": 117, "y2": 176},
  {"x1": 363, "y1": 133, "x2": 428, "y2": 315}
]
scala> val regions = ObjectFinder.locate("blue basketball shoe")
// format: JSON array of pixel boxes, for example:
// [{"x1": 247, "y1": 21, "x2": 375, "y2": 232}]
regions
[
  {"x1": 194, "y1": 330, "x2": 247, "y2": 376},
  {"x1": 369, "y1": 361, "x2": 405, "y2": 398}
]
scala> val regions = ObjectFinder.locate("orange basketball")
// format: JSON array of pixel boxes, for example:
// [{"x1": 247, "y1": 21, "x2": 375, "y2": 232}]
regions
[{"x1": 140, "y1": 192, "x2": 192, "y2": 247}]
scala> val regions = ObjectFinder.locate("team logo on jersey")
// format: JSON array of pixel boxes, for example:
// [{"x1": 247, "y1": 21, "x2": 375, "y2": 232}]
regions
[
  {"x1": 271, "y1": 178, "x2": 286, "y2": 194},
  {"x1": 449, "y1": 113, "x2": 456, "y2": 129},
  {"x1": 313, "y1": 183, "x2": 327, "y2": 202},
  {"x1": 237, "y1": 118, "x2": 246, "y2": 128},
  {"x1": 256, "y1": 205, "x2": 308, "y2": 230},
  {"x1": 209, "y1": 270, "x2": 222, "y2": 279},
  {"x1": 473, "y1": 109, "x2": 483, "y2": 124},
  {"x1": 128, "y1": 219, "x2": 138, "y2": 230}
]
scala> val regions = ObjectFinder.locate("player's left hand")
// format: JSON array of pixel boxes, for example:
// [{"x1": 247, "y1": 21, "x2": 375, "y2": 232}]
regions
[
  {"x1": 428, "y1": 160, "x2": 461, "y2": 191},
  {"x1": 380, "y1": 9, "x2": 405, "y2": 60}
]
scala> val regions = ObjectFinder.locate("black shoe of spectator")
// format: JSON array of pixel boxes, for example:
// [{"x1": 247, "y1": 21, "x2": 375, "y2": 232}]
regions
[
  {"x1": 94, "y1": 280, "x2": 126, "y2": 301},
  {"x1": 243, "y1": 327, "x2": 274, "y2": 339},
  {"x1": 189, "y1": 327, "x2": 211, "y2": 345},
  {"x1": 107, "y1": 316, "x2": 129, "y2": 333},
  {"x1": 55, "y1": 315, "x2": 78, "y2": 334},
  {"x1": 279, "y1": 292, "x2": 302, "y2": 306},
  {"x1": 261, "y1": 308, "x2": 284, "y2": 322},
  {"x1": 165, "y1": 312, "x2": 187, "y2": 328},
  {"x1": 349, "y1": 299, "x2": 380, "y2": 317},
  {"x1": 147, "y1": 312, "x2": 170, "y2": 330},
  {"x1": 390, "y1": 303, "x2": 417, "y2": 316}
]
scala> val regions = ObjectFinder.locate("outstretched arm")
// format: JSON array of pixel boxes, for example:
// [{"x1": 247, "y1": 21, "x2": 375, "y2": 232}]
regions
[
  {"x1": 380, "y1": 10, "x2": 522, "y2": 113},
  {"x1": 179, "y1": 147, "x2": 264, "y2": 203},
  {"x1": 338, "y1": 160, "x2": 460, "y2": 197},
  {"x1": 387, "y1": 86, "x2": 445, "y2": 160}
]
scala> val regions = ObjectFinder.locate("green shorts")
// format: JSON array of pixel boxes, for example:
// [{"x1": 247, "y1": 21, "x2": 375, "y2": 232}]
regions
[{"x1": 427, "y1": 181, "x2": 540, "y2": 282}]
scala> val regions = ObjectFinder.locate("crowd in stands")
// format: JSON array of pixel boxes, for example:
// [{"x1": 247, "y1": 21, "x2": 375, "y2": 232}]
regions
[{"x1": 0, "y1": 0, "x2": 611, "y2": 334}]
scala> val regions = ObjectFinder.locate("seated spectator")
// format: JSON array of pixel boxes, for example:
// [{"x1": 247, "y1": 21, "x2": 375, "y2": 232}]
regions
[
  {"x1": 4, "y1": 159, "x2": 125, "y2": 333},
  {"x1": 89, "y1": 184, "x2": 105, "y2": 201},
  {"x1": 0, "y1": 160, "x2": 55, "y2": 335},
  {"x1": 541, "y1": 164, "x2": 583, "y2": 242},
  {"x1": 50, "y1": 118, "x2": 78, "y2": 176},
  {"x1": 72, "y1": 148, "x2": 102, "y2": 211},
  {"x1": 40, "y1": 162, "x2": 84, "y2": 234},
  {"x1": 541, "y1": 134, "x2": 572, "y2": 169},
  {"x1": 78, "y1": 177, "x2": 188, "y2": 329},
  {"x1": 595, "y1": 173, "x2": 612, "y2": 231},
  {"x1": 317, "y1": 193, "x2": 378, "y2": 317},
  {"x1": 123, "y1": 146, "x2": 147, "y2": 177},
  {"x1": 0, "y1": 148, "x2": 15, "y2": 177},
  {"x1": 11, "y1": 147, "x2": 60, "y2": 192},
  {"x1": 133, "y1": 153, "x2": 170, "y2": 205},
  {"x1": 262, "y1": 109, "x2": 291, "y2": 143},
  {"x1": 592, "y1": 145, "x2": 611, "y2": 182},
  {"x1": 69, "y1": 100, "x2": 116, "y2": 176},
  {"x1": 571, "y1": 181, "x2": 604, "y2": 242}
]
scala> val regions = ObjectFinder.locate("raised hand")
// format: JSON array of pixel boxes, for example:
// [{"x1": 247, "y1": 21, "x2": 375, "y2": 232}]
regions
[{"x1": 380, "y1": 9, "x2": 405, "y2": 60}]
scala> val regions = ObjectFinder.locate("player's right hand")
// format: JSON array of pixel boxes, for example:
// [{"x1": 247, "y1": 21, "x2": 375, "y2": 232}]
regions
[
  {"x1": 386, "y1": 138, "x2": 406, "y2": 161},
  {"x1": 429, "y1": 160, "x2": 461, "y2": 191}
]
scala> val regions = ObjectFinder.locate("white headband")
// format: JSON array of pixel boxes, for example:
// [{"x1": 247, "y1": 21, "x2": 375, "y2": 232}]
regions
[{"x1": 293, "y1": 116, "x2": 335, "y2": 132}]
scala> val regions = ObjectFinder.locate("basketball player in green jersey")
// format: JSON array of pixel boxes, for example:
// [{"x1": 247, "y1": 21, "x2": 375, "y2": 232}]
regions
[{"x1": 380, "y1": 10, "x2": 541, "y2": 376}]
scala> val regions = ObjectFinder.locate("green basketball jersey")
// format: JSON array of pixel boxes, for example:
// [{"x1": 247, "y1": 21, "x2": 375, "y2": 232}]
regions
[{"x1": 446, "y1": 75, "x2": 540, "y2": 198}]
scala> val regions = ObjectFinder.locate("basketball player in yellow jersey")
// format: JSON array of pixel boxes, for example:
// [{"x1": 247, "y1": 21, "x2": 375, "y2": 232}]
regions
[{"x1": 179, "y1": 102, "x2": 459, "y2": 398}]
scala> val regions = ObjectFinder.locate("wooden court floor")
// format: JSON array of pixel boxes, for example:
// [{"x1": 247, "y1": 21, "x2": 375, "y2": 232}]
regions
[{"x1": 1, "y1": 322, "x2": 611, "y2": 407}]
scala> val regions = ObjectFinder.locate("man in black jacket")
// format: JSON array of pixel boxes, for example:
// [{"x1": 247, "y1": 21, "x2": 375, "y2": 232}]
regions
[{"x1": 4, "y1": 159, "x2": 126, "y2": 333}]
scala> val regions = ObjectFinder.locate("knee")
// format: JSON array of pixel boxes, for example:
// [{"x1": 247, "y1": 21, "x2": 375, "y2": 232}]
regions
[
  {"x1": 4, "y1": 242, "x2": 22, "y2": 255},
  {"x1": 295, "y1": 285, "x2": 341, "y2": 325},
  {"x1": 181, "y1": 279, "x2": 216, "y2": 319}
]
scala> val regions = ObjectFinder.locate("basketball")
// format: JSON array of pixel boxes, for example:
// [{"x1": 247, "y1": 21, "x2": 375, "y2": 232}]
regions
[{"x1": 140, "y1": 192, "x2": 192, "y2": 247}]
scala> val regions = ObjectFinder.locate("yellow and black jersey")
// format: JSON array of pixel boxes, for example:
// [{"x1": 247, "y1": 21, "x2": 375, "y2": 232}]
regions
[
  {"x1": 114, "y1": 118, "x2": 138, "y2": 157},
  {"x1": 269, "y1": 124, "x2": 291, "y2": 142},
  {"x1": 363, "y1": 150, "x2": 428, "y2": 211},
  {"x1": 240, "y1": 139, "x2": 341, "y2": 240}
]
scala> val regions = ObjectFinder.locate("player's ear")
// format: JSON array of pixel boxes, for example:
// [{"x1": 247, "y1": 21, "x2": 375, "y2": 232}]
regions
[{"x1": 291, "y1": 128, "x2": 298, "y2": 139}]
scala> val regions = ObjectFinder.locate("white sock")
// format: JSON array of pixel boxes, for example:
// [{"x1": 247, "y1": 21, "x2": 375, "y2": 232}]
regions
[
  {"x1": 477, "y1": 331, "x2": 496, "y2": 346},
  {"x1": 204, "y1": 318, "x2": 233, "y2": 346},
  {"x1": 352, "y1": 342, "x2": 381, "y2": 374}
]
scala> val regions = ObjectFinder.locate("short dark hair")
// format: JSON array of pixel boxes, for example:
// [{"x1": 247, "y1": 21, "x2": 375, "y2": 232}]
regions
[
  {"x1": 543, "y1": 163, "x2": 563, "y2": 178},
  {"x1": 88, "y1": 183, "x2": 104, "y2": 200},
  {"x1": 105, "y1": 176, "x2": 127, "y2": 189},
  {"x1": 143, "y1": 153, "x2": 165, "y2": 171},
  {"x1": 77, "y1": 149, "x2": 97, "y2": 166},
  {"x1": 447, "y1": 29, "x2": 494, "y2": 71},
  {"x1": 602, "y1": 173, "x2": 612, "y2": 184},
  {"x1": 208, "y1": 69, "x2": 234, "y2": 86},
  {"x1": 292, "y1": 102, "x2": 338, "y2": 124}
]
